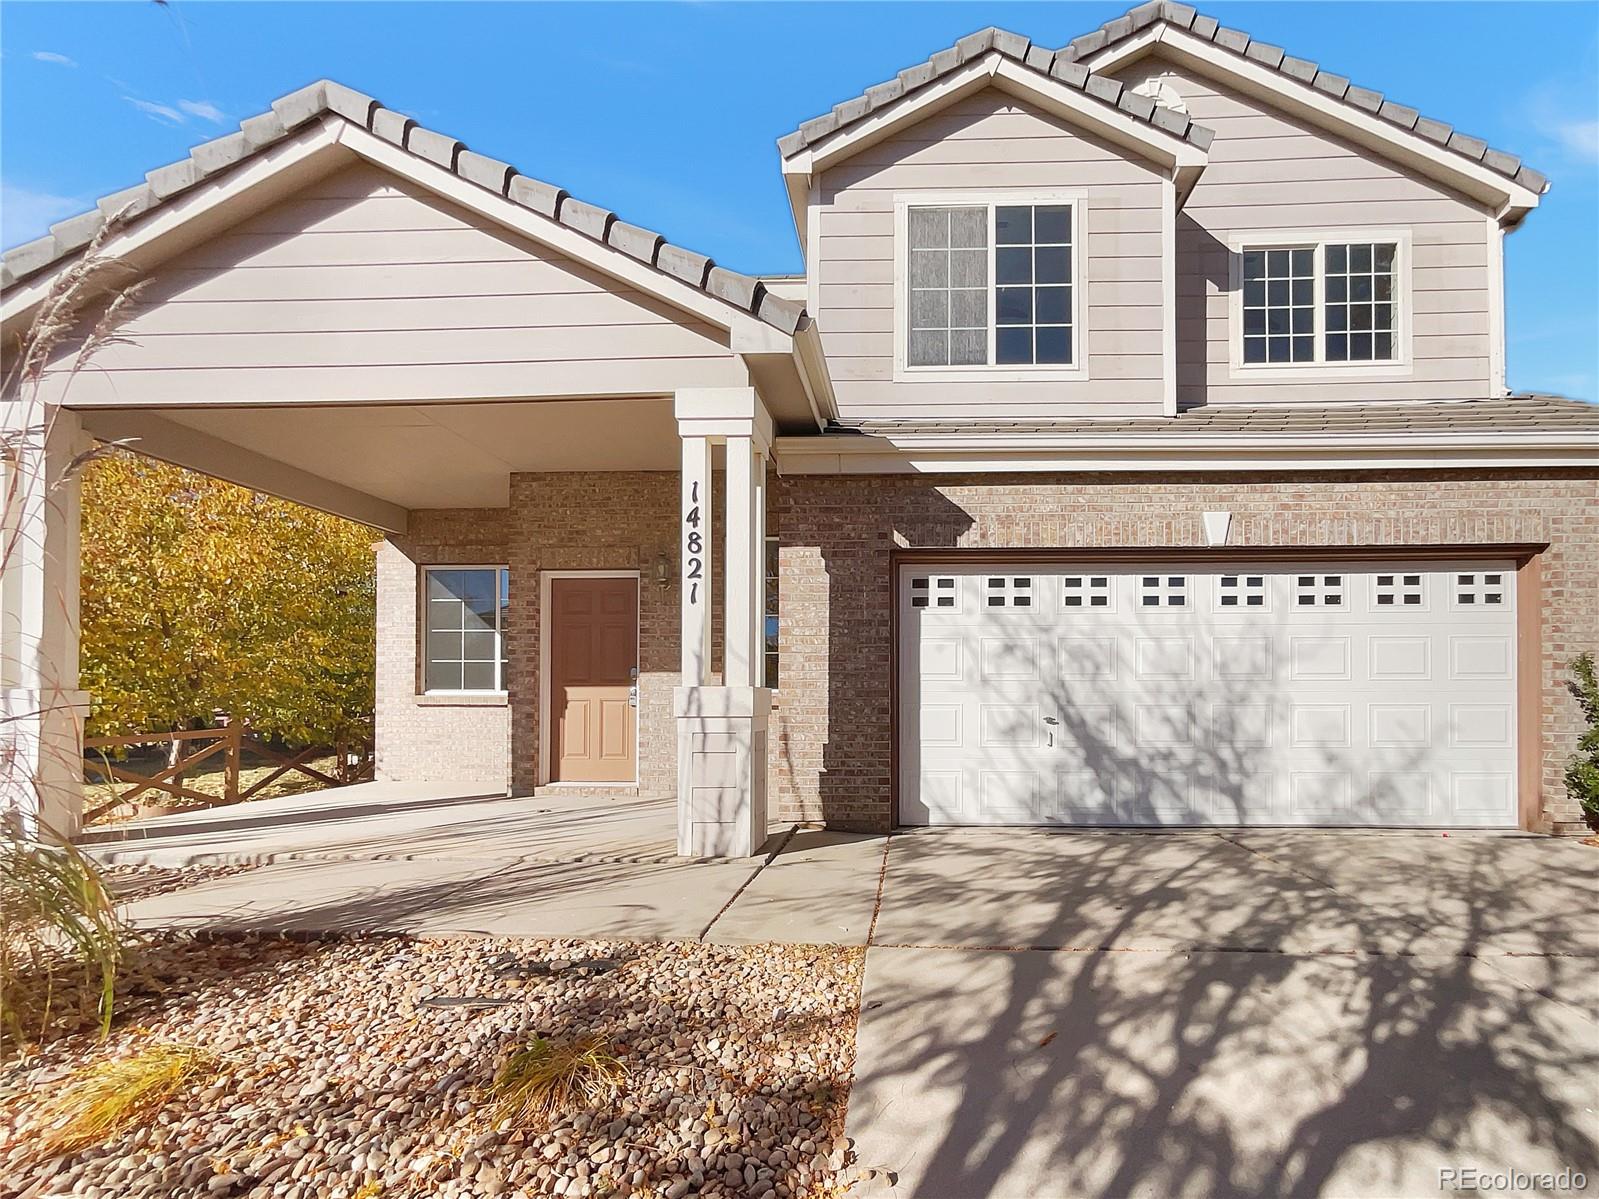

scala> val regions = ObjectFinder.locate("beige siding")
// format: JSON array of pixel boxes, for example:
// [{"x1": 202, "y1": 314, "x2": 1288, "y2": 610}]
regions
[
  {"x1": 57, "y1": 163, "x2": 745, "y2": 407},
  {"x1": 1114, "y1": 56, "x2": 1493, "y2": 406},
  {"x1": 817, "y1": 88, "x2": 1168, "y2": 420}
]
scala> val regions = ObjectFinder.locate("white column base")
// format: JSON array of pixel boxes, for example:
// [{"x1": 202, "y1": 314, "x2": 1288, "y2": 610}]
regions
[
  {"x1": 1, "y1": 687, "x2": 90, "y2": 840},
  {"x1": 674, "y1": 685, "x2": 771, "y2": 858}
]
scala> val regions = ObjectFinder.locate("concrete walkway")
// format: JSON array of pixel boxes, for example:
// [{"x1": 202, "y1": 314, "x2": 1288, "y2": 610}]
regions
[
  {"x1": 79, "y1": 781, "x2": 679, "y2": 866},
  {"x1": 91, "y1": 787, "x2": 887, "y2": 944},
  {"x1": 98, "y1": 801, "x2": 1599, "y2": 1198}
]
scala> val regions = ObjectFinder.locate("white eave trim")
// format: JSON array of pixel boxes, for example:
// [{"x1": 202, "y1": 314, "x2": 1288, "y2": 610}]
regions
[
  {"x1": 1080, "y1": 26, "x2": 1542, "y2": 217},
  {"x1": 782, "y1": 51, "x2": 1209, "y2": 180},
  {"x1": 774, "y1": 430, "x2": 1599, "y2": 474}
]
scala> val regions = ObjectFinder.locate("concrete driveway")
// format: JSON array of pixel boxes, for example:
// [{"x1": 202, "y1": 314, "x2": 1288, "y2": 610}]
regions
[{"x1": 848, "y1": 829, "x2": 1599, "y2": 1199}]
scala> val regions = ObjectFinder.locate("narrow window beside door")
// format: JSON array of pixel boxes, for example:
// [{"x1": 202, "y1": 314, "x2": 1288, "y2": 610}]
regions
[
  {"x1": 423, "y1": 566, "x2": 509, "y2": 692},
  {"x1": 764, "y1": 536, "x2": 780, "y2": 688}
]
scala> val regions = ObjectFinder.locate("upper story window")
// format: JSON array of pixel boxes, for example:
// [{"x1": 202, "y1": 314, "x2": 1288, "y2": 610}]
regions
[
  {"x1": 902, "y1": 195, "x2": 1080, "y2": 374},
  {"x1": 1237, "y1": 235, "x2": 1404, "y2": 370}
]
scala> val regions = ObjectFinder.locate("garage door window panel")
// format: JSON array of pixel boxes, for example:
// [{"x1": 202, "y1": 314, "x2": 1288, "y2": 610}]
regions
[
  {"x1": 1216, "y1": 574, "x2": 1268, "y2": 610},
  {"x1": 1061, "y1": 574, "x2": 1113, "y2": 610},
  {"x1": 1454, "y1": 572, "x2": 1507, "y2": 607},
  {"x1": 1374, "y1": 572, "x2": 1427, "y2": 609}
]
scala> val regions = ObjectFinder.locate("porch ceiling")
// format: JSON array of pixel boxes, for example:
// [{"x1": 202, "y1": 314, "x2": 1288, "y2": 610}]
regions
[{"x1": 81, "y1": 397, "x2": 679, "y2": 521}]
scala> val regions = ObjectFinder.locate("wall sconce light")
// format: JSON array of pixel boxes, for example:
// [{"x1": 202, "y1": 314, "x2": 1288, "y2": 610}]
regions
[{"x1": 655, "y1": 554, "x2": 673, "y2": 588}]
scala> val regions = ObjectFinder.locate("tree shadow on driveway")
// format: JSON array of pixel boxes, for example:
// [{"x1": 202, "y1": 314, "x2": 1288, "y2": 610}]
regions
[{"x1": 849, "y1": 830, "x2": 1599, "y2": 1199}]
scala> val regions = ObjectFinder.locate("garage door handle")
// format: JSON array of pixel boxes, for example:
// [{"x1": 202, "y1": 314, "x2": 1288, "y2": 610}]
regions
[{"x1": 1043, "y1": 715, "x2": 1058, "y2": 747}]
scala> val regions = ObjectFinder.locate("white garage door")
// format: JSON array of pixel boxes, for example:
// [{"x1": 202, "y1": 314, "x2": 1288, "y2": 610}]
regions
[{"x1": 898, "y1": 560, "x2": 1518, "y2": 828}]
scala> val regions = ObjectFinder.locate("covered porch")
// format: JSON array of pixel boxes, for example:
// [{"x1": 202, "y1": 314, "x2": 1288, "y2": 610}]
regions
[
  {"x1": 0, "y1": 81, "x2": 834, "y2": 858},
  {"x1": 13, "y1": 388, "x2": 803, "y2": 864}
]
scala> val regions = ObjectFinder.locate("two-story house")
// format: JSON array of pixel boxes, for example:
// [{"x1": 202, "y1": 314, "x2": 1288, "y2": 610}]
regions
[{"x1": 4, "y1": 2, "x2": 1597, "y2": 851}]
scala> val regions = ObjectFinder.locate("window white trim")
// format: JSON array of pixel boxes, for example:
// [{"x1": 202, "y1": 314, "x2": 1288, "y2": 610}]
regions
[
  {"x1": 420, "y1": 564, "x2": 510, "y2": 696},
  {"x1": 537, "y1": 570, "x2": 642, "y2": 788},
  {"x1": 894, "y1": 189, "x2": 1088, "y2": 383},
  {"x1": 1226, "y1": 228, "x2": 1413, "y2": 381}
]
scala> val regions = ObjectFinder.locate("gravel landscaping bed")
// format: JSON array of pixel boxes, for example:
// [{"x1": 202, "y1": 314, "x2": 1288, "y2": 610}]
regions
[{"x1": 2, "y1": 933, "x2": 866, "y2": 1199}]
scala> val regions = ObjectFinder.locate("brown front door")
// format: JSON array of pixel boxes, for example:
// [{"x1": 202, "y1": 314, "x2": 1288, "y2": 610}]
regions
[{"x1": 549, "y1": 576, "x2": 638, "y2": 783}]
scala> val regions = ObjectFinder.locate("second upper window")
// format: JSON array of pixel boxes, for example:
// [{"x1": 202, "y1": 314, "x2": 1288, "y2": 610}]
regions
[
  {"x1": 906, "y1": 200, "x2": 1077, "y2": 370},
  {"x1": 1239, "y1": 239, "x2": 1401, "y2": 367}
]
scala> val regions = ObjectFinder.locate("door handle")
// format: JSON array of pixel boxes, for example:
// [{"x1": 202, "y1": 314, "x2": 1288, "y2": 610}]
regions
[
  {"x1": 1043, "y1": 715, "x2": 1058, "y2": 747},
  {"x1": 629, "y1": 685, "x2": 639, "y2": 708}
]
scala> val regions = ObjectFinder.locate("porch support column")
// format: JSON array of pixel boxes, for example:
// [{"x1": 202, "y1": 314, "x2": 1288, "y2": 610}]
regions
[
  {"x1": 1, "y1": 405, "x2": 90, "y2": 840},
  {"x1": 672, "y1": 388, "x2": 773, "y2": 858}
]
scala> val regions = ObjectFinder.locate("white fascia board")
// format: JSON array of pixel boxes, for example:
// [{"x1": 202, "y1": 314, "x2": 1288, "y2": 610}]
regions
[
  {"x1": 1082, "y1": 27, "x2": 1542, "y2": 216},
  {"x1": 782, "y1": 52, "x2": 1206, "y2": 182},
  {"x1": 1, "y1": 121, "x2": 346, "y2": 331},
  {"x1": 335, "y1": 124, "x2": 792, "y2": 354},
  {"x1": 774, "y1": 431, "x2": 1599, "y2": 474},
  {"x1": 80, "y1": 409, "x2": 409, "y2": 533}
]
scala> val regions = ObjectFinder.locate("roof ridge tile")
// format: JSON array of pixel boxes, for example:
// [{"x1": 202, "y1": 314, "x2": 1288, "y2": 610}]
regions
[{"x1": 777, "y1": 21, "x2": 1214, "y2": 160}]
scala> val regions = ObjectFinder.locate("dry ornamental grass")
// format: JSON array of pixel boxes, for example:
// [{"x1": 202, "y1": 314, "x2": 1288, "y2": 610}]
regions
[
  {"x1": 489, "y1": 1035, "x2": 628, "y2": 1131},
  {"x1": 29, "y1": 1041, "x2": 225, "y2": 1159}
]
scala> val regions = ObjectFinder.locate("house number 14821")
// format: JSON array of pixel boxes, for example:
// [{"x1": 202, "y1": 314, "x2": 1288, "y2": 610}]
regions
[{"x1": 684, "y1": 480, "x2": 703, "y2": 605}]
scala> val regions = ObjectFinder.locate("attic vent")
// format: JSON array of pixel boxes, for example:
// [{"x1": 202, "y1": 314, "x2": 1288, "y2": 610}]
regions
[{"x1": 1129, "y1": 77, "x2": 1188, "y2": 115}]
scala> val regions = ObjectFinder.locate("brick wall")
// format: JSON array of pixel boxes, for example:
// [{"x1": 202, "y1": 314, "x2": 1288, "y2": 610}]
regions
[
  {"x1": 376, "y1": 510, "x2": 512, "y2": 788},
  {"x1": 770, "y1": 469, "x2": 1599, "y2": 834},
  {"x1": 505, "y1": 472, "x2": 713, "y2": 797},
  {"x1": 377, "y1": 474, "x2": 726, "y2": 798}
]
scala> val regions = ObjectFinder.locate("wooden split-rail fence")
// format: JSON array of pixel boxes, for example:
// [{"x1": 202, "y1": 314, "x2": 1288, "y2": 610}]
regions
[{"x1": 82, "y1": 724, "x2": 373, "y2": 824}]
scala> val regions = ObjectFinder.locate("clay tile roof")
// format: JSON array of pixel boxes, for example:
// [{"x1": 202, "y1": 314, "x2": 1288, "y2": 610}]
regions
[
  {"x1": 776, "y1": 25, "x2": 1216, "y2": 159},
  {"x1": 1056, "y1": 1, "x2": 1547, "y2": 194},
  {"x1": 1, "y1": 80, "x2": 809, "y2": 337}
]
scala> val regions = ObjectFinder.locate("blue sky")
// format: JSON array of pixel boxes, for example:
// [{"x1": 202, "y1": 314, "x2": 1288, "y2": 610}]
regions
[{"x1": 3, "y1": 1, "x2": 1596, "y2": 398}]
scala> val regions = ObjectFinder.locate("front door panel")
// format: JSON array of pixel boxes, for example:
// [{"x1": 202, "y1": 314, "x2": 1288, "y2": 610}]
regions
[{"x1": 550, "y1": 576, "x2": 638, "y2": 783}]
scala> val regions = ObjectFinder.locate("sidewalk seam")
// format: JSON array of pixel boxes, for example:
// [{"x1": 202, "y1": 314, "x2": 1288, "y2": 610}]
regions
[{"x1": 695, "y1": 824, "x2": 798, "y2": 942}]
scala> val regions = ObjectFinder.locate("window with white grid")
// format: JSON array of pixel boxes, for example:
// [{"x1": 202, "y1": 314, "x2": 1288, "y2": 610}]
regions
[
  {"x1": 1241, "y1": 247, "x2": 1314, "y2": 364},
  {"x1": 1217, "y1": 574, "x2": 1267, "y2": 609},
  {"x1": 995, "y1": 204, "x2": 1073, "y2": 366},
  {"x1": 907, "y1": 207, "x2": 988, "y2": 367},
  {"x1": 1060, "y1": 574, "x2": 1112, "y2": 610},
  {"x1": 1325, "y1": 243, "x2": 1397, "y2": 362},
  {"x1": 1454, "y1": 571, "x2": 1507, "y2": 607},
  {"x1": 909, "y1": 574, "x2": 959, "y2": 610},
  {"x1": 423, "y1": 567, "x2": 509, "y2": 692},
  {"x1": 1236, "y1": 235, "x2": 1404, "y2": 370},
  {"x1": 985, "y1": 576, "x2": 1034, "y2": 608},
  {"x1": 1374, "y1": 572, "x2": 1425, "y2": 608},
  {"x1": 1294, "y1": 574, "x2": 1344, "y2": 607},
  {"x1": 1139, "y1": 575, "x2": 1188, "y2": 608}
]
